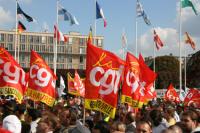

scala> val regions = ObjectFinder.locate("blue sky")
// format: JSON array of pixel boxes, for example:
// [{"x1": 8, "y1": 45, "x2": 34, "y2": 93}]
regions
[{"x1": 0, "y1": 0, "x2": 200, "y2": 57}]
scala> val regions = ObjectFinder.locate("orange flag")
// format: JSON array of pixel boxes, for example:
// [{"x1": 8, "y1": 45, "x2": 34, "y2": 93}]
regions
[{"x1": 185, "y1": 32, "x2": 196, "y2": 50}]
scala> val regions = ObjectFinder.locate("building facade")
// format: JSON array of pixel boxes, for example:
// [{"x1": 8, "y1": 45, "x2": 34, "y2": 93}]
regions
[{"x1": 0, "y1": 30, "x2": 104, "y2": 70}]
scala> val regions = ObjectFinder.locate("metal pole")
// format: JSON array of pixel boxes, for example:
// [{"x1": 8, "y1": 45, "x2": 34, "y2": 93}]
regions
[{"x1": 179, "y1": 0, "x2": 182, "y2": 91}]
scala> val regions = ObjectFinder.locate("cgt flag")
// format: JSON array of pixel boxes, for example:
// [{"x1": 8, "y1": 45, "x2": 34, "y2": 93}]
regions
[
  {"x1": 17, "y1": 2, "x2": 35, "y2": 22},
  {"x1": 0, "y1": 47, "x2": 28, "y2": 103},
  {"x1": 26, "y1": 50, "x2": 57, "y2": 107},
  {"x1": 184, "y1": 88, "x2": 200, "y2": 108},
  {"x1": 85, "y1": 43, "x2": 125, "y2": 118},
  {"x1": 96, "y1": 1, "x2": 107, "y2": 27},
  {"x1": 165, "y1": 83, "x2": 180, "y2": 103}
]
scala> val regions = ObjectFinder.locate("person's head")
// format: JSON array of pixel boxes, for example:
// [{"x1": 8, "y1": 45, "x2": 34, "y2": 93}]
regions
[
  {"x1": 168, "y1": 125, "x2": 183, "y2": 133},
  {"x1": 149, "y1": 109, "x2": 162, "y2": 127},
  {"x1": 125, "y1": 111, "x2": 135, "y2": 125},
  {"x1": 36, "y1": 114, "x2": 59, "y2": 133},
  {"x1": 181, "y1": 110, "x2": 199, "y2": 132},
  {"x1": 110, "y1": 121, "x2": 126, "y2": 133},
  {"x1": 3, "y1": 100, "x2": 16, "y2": 118},
  {"x1": 25, "y1": 108, "x2": 41, "y2": 123},
  {"x1": 136, "y1": 119, "x2": 152, "y2": 133},
  {"x1": 92, "y1": 120, "x2": 110, "y2": 133},
  {"x1": 3, "y1": 115, "x2": 21, "y2": 133},
  {"x1": 59, "y1": 107, "x2": 70, "y2": 127}
]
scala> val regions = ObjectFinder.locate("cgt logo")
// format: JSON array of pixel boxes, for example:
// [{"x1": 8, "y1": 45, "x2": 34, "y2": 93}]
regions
[
  {"x1": 30, "y1": 64, "x2": 55, "y2": 88},
  {"x1": 89, "y1": 65, "x2": 123, "y2": 95},
  {"x1": 126, "y1": 70, "x2": 139, "y2": 94},
  {"x1": 166, "y1": 90, "x2": 179, "y2": 102}
]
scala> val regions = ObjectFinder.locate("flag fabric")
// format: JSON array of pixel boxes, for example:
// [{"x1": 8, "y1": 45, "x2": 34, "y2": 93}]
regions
[
  {"x1": 74, "y1": 70, "x2": 85, "y2": 97},
  {"x1": 96, "y1": 1, "x2": 107, "y2": 27},
  {"x1": 67, "y1": 72, "x2": 85, "y2": 97},
  {"x1": 87, "y1": 26, "x2": 93, "y2": 45},
  {"x1": 58, "y1": 4, "x2": 79, "y2": 25},
  {"x1": 121, "y1": 52, "x2": 140, "y2": 107},
  {"x1": 85, "y1": 43, "x2": 125, "y2": 118},
  {"x1": 185, "y1": 32, "x2": 196, "y2": 50},
  {"x1": 164, "y1": 83, "x2": 180, "y2": 103},
  {"x1": 154, "y1": 30, "x2": 164, "y2": 50},
  {"x1": 54, "y1": 25, "x2": 68, "y2": 43},
  {"x1": 184, "y1": 88, "x2": 200, "y2": 108},
  {"x1": 18, "y1": 21, "x2": 26, "y2": 34},
  {"x1": 0, "y1": 47, "x2": 28, "y2": 103},
  {"x1": 122, "y1": 31, "x2": 127, "y2": 48},
  {"x1": 17, "y1": 2, "x2": 35, "y2": 22},
  {"x1": 182, "y1": 0, "x2": 198, "y2": 15},
  {"x1": 57, "y1": 76, "x2": 66, "y2": 97},
  {"x1": 136, "y1": 0, "x2": 151, "y2": 25},
  {"x1": 26, "y1": 50, "x2": 57, "y2": 107}
]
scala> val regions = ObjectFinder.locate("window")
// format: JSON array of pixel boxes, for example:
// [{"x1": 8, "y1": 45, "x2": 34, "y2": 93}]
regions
[
  {"x1": 8, "y1": 34, "x2": 13, "y2": 42},
  {"x1": 80, "y1": 56, "x2": 84, "y2": 63},
  {"x1": 79, "y1": 64, "x2": 84, "y2": 69},
  {"x1": 0, "y1": 33, "x2": 5, "y2": 41},
  {"x1": 20, "y1": 54, "x2": 25, "y2": 62},
  {"x1": 80, "y1": 38, "x2": 85, "y2": 45},
  {"x1": 67, "y1": 64, "x2": 72, "y2": 69},
  {"x1": 20, "y1": 35, "x2": 25, "y2": 43},
  {"x1": 97, "y1": 39, "x2": 102, "y2": 47},
  {"x1": 58, "y1": 46, "x2": 65, "y2": 53},
  {"x1": 68, "y1": 37, "x2": 73, "y2": 45},
  {"x1": 48, "y1": 37, "x2": 53, "y2": 44},
  {"x1": 42, "y1": 36, "x2": 46, "y2": 44},
  {"x1": 20, "y1": 44, "x2": 26, "y2": 51},
  {"x1": 68, "y1": 46, "x2": 72, "y2": 53},
  {"x1": 34, "y1": 36, "x2": 40, "y2": 44},
  {"x1": 7, "y1": 43, "x2": 13, "y2": 50},
  {"x1": 68, "y1": 56, "x2": 72, "y2": 63},
  {"x1": 79, "y1": 47, "x2": 85, "y2": 54},
  {"x1": 28, "y1": 36, "x2": 33, "y2": 43},
  {"x1": 58, "y1": 55, "x2": 65, "y2": 63}
]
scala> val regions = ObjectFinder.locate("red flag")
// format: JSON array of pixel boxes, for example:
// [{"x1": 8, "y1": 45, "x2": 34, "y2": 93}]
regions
[
  {"x1": 184, "y1": 88, "x2": 200, "y2": 108},
  {"x1": 54, "y1": 25, "x2": 68, "y2": 43},
  {"x1": 87, "y1": 26, "x2": 93, "y2": 45},
  {"x1": 67, "y1": 72, "x2": 85, "y2": 97},
  {"x1": 138, "y1": 54, "x2": 157, "y2": 86},
  {"x1": 74, "y1": 70, "x2": 85, "y2": 97},
  {"x1": 185, "y1": 32, "x2": 196, "y2": 50},
  {"x1": 154, "y1": 30, "x2": 164, "y2": 50},
  {"x1": 164, "y1": 83, "x2": 180, "y2": 103},
  {"x1": 0, "y1": 47, "x2": 27, "y2": 103},
  {"x1": 26, "y1": 50, "x2": 57, "y2": 107},
  {"x1": 121, "y1": 52, "x2": 140, "y2": 107},
  {"x1": 85, "y1": 43, "x2": 125, "y2": 118},
  {"x1": 145, "y1": 83, "x2": 157, "y2": 100}
]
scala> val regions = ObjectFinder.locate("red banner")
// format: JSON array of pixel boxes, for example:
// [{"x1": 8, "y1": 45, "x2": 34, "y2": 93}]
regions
[
  {"x1": 164, "y1": 83, "x2": 180, "y2": 103},
  {"x1": 0, "y1": 47, "x2": 27, "y2": 103},
  {"x1": 68, "y1": 72, "x2": 85, "y2": 97},
  {"x1": 184, "y1": 88, "x2": 200, "y2": 108},
  {"x1": 85, "y1": 44, "x2": 125, "y2": 118},
  {"x1": 26, "y1": 50, "x2": 57, "y2": 107}
]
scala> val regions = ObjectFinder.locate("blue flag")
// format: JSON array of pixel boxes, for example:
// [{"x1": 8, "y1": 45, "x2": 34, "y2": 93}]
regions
[
  {"x1": 136, "y1": 0, "x2": 151, "y2": 25},
  {"x1": 58, "y1": 4, "x2": 79, "y2": 25},
  {"x1": 17, "y1": 3, "x2": 34, "y2": 22}
]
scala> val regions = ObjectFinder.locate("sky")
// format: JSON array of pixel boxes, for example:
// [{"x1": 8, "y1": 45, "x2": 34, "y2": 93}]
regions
[{"x1": 0, "y1": 0, "x2": 200, "y2": 58}]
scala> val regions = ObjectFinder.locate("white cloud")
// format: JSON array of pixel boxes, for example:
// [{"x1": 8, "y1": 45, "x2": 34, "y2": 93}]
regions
[{"x1": 0, "y1": 6, "x2": 14, "y2": 27}]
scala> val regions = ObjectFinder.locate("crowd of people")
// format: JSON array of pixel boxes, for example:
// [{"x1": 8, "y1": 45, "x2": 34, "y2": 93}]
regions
[{"x1": 0, "y1": 96, "x2": 199, "y2": 133}]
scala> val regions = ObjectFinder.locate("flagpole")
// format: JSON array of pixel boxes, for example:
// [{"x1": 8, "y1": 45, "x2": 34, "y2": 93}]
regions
[
  {"x1": 184, "y1": 43, "x2": 186, "y2": 90},
  {"x1": 179, "y1": 0, "x2": 182, "y2": 92},
  {"x1": 15, "y1": 0, "x2": 18, "y2": 60},
  {"x1": 153, "y1": 36, "x2": 156, "y2": 88},
  {"x1": 94, "y1": 0, "x2": 97, "y2": 45},
  {"x1": 54, "y1": 0, "x2": 59, "y2": 75},
  {"x1": 135, "y1": 18, "x2": 138, "y2": 57}
]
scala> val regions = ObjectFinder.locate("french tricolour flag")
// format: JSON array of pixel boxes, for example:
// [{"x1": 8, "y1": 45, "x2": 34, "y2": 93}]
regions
[{"x1": 96, "y1": 1, "x2": 107, "y2": 27}]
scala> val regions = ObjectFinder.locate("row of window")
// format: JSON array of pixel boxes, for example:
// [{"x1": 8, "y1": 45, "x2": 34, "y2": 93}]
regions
[{"x1": 0, "y1": 33, "x2": 103, "y2": 46}]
